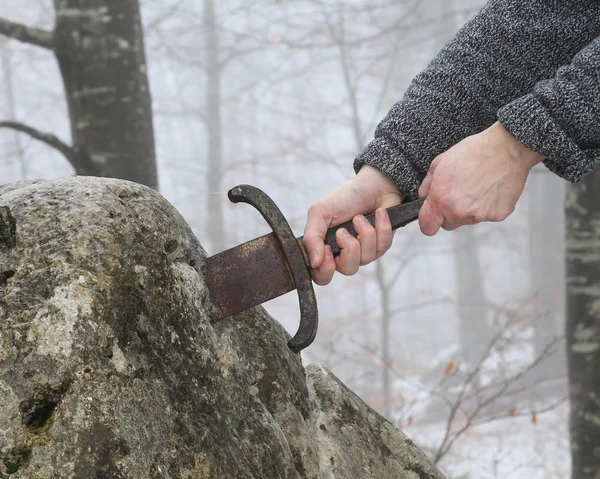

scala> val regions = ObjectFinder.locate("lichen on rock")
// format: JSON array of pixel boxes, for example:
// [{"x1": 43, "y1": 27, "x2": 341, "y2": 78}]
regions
[{"x1": 0, "y1": 177, "x2": 444, "y2": 478}]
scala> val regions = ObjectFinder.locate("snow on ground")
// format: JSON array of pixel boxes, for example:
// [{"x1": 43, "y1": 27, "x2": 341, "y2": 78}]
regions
[{"x1": 405, "y1": 403, "x2": 570, "y2": 478}]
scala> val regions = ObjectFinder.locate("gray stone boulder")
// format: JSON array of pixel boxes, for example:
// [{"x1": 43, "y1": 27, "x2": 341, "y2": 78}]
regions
[{"x1": 0, "y1": 177, "x2": 444, "y2": 478}]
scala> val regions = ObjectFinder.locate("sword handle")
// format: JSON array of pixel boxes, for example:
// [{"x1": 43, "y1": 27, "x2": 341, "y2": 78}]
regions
[{"x1": 323, "y1": 197, "x2": 426, "y2": 257}]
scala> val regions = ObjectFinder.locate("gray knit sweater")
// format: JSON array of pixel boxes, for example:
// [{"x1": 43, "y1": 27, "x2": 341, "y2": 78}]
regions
[{"x1": 354, "y1": 0, "x2": 600, "y2": 200}]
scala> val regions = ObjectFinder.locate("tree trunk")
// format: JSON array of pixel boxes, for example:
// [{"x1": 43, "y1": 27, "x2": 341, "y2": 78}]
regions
[
  {"x1": 203, "y1": 0, "x2": 225, "y2": 254},
  {"x1": 566, "y1": 167, "x2": 600, "y2": 479},
  {"x1": 454, "y1": 227, "x2": 490, "y2": 366},
  {"x1": 376, "y1": 262, "x2": 392, "y2": 420},
  {"x1": 52, "y1": 0, "x2": 158, "y2": 189},
  {"x1": 528, "y1": 170, "x2": 566, "y2": 383}
]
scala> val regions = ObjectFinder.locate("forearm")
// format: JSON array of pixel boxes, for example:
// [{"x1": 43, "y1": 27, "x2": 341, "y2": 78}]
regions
[{"x1": 356, "y1": 0, "x2": 600, "y2": 199}]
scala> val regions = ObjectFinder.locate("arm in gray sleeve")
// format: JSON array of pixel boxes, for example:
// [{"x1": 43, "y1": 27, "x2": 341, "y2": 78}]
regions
[
  {"x1": 498, "y1": 36, "x2": 600, "y2": 183},
  {"x1": 354, "y1": 0, "x2": 600, "y2": 200}
]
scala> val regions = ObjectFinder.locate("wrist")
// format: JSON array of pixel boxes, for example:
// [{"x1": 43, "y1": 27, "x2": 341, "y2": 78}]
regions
[
  {"x1": 355, "y1": 164, "x2": 404, "y2": 204},
  {"x1": 488, "y1": 121, "x2": 543, "y2": 171}
]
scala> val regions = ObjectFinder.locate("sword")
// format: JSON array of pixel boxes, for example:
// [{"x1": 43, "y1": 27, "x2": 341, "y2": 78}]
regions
[{"x1": 201, "y1": 185, "x2": 425, "y2": 353}]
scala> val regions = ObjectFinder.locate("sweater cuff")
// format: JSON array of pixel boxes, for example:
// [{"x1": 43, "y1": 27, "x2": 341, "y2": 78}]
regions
[
  {"x1": 353, "y1": 137, "x2": 422, "y2": 201},
  {"x1": 497, "y1": 94, "x2": 595, "y2": 182}
]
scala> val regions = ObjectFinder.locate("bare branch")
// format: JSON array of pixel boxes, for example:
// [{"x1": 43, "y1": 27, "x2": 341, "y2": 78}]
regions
[
  {"x1": 0, "y1": 18, "x2": 53, "y2": 50},
  {"x1": 0, "y1": 121, "x2": 95, "y2": 174},
  {"x1": 220, "y1": 44, "x2": 264, "y2": 68},
  {"x1": 0, "y1": 121, "x2": 71, "y2": 157}
]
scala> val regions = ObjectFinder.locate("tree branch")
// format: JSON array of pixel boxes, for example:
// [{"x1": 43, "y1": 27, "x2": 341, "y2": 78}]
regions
[
  {"x1": 0, "y1": 121, "x2": 96, "y2": 174},
  {"x1": 0, "y1": 17, "x2": 54, "y2": 50}
]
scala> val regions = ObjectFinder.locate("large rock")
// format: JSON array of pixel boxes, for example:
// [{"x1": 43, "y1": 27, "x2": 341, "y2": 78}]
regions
[{"x1": 0, "y1": 177, "x2": 444, "y2": 478}]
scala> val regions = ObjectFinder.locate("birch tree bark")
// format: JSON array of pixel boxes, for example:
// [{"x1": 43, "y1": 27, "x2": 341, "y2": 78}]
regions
[
  {"x1": 0, "y1": 0, "x2": 158, "y2": 189},
  {"x1": 566, "y1": 167, "x2": 600, "y2": 479}
]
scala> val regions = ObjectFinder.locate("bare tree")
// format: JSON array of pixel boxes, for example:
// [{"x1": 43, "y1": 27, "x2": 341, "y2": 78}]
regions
[
  {"x1": 358, "y1": 301, "x2": 565, "y2": 470},
  {"x1": 528, "y1": 168, "x2": 566, "y2": 384},
  {"x1": 0, "y1": 0, "x2": 158, "y2": 189},
  {"x1": 565, "y1": 168, "x2": 600, "y2": 479},
  {"x1": 150, "y1": 0, "x2": 275, "y2": 252},
  {"x1": 453, "y1": 227, "x2": 491, "y2": 368},
  {"x1": 202, "y1": 0, "x2": 226, "y2": 252}
]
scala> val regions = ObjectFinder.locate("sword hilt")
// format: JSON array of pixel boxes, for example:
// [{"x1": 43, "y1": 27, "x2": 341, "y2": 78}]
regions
[
  {"x1": 222, "y1": 186, "x2": 425, "y2": 354},
  {"x1": 322, "y1": 197, "x2": 426, "y2": 256},
  {"x1": 228, "y1": 185, "x2": 318, "y2": 354}
]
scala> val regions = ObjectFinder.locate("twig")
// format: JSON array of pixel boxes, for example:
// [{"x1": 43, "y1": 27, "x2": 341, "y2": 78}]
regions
[{"x1": 0, "y1": 121, "x2": 96, "y2": 174}]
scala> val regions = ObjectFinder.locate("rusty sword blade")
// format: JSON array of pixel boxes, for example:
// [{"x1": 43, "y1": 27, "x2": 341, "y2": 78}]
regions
[{"x1": 202, "y1": 232, "x2": 300, "y2": 319}]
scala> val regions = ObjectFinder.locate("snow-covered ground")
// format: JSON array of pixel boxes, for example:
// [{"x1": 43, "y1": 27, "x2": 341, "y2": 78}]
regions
[{"x1": 406, "y1": 403, "x2": 570, "y2": 478}]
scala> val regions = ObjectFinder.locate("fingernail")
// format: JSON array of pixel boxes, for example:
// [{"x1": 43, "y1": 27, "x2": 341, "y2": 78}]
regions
[
  {"x1": 325, "y1": 246, "x2": 333, "y2": 259},
  {"x1": 310, "y1": 250, "x2": 319, "y2": 267},
  {"x1": 337, "y1": 228, "x2": 350, "y2": 238},
  {"x1": 356, "y1": 215, "x2": 369, "y2": 224},
  {"x1": 376, "y1": 209, "x2": 385, "y2": 220}
]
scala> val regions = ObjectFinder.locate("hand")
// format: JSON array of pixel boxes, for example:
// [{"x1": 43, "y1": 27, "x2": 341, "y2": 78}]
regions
[
  {"x1": 303, "y1": 165, "x2": 403, "y2": 285},
  {"x1": 418, "y1": 121, "x2": 542, "y2": 236}
]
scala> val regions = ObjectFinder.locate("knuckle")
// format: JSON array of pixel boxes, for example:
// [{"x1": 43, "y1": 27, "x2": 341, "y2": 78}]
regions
[
  {"x1": 495, "y1": 206, "x2": 514, "y2": 222},
  {"x1": 430, "y1": 191, "x2": 449, "y2": 210},
  {"x1": 339, "y1": 264, "x2": 359, "y2": 276},
  {"x1": 472, "y1": 212, "x2": 487, "y2": 224},
  {"x1": 454, "y1": 207, "x2": 470, "y2": 220},
  {"x1": 309, "y1": 202, "x2": 332, "y2": 221},
  {"x1": 308, "y1": 203, "x2": 323, "y2": 218},
  {"x1": 360, "y1": 226, "x2": 377, "y2": 240},
  {"x1": 348, "y1": 236, "x2": 361, "y2": 250},
  {"x1": 451, "y1": 200, "x2": 475, "y2": 220}
]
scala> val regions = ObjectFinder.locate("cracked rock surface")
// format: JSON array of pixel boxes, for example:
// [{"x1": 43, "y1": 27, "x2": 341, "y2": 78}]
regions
[{"x1": 0, "y1": 177, "x2": 444, "y2": 479}]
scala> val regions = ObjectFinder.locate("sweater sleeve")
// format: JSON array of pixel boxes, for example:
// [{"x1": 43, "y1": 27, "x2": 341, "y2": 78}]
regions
[
  {"x1": 498, "y1": 36, "x2": 600, "y2": 183},
  {"x1": 354, "y1": 0, "x2": 600, "y2": 200}
]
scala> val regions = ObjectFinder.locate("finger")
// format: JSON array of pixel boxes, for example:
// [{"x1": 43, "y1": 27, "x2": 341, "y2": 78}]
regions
[
  {"x1": 441, "y1": 198, "x2": 479, "y2": 231},
  {"x1": 375, "y1": 208, "x2": 393, "y2": 257},
  {"x1": 311, "y1": 245, "x2": 336, "y2": 286},
  {"x1": 419, "y1": 171, "x2": 434, "y2": 198},
  {"x1": 418, "y1": 157, "x2": 440, "y2": 198},
  {"x1": 303, "y1": 205, "x2": 329, "y2": 268},
  {"x1": 419, "y1": 198, "x2": 445, "y2": 236},
  {"x1": 353, "y1": 215, "x2": 377, "y2": 265},
  {"x1": 334, "y1": 228, "x2": 361, "y2": 276},
  {"x1": 441, "y1": 218, "x2": 467, "y2": 231}
]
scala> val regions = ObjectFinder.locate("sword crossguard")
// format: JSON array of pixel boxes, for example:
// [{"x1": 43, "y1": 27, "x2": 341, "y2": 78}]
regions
[{"x1": 227, "y1": 185, "x2": 318, "y2": 353}]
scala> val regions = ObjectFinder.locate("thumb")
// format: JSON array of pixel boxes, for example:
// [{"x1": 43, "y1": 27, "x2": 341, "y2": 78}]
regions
[
  {"x1": 419, "y1": 196, "x2": 445, "y2": 236},
  {"x1": 418, "y1": 156, "x2": 440, "y2": 198}
]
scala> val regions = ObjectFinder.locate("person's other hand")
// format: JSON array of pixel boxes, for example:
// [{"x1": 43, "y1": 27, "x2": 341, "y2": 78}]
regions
[
  {"x1": 303, "y1": 165, "x2": 403, "y2": 286},
  {"x1": 418, "y1": 121, "x2": 542, "y2": 236}
]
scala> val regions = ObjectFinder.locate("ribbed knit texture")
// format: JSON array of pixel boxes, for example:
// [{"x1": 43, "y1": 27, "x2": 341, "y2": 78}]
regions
[{"x1": 354, "y1": 0, "x2": 600, "y2": 200}]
